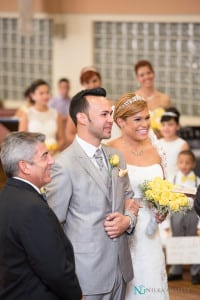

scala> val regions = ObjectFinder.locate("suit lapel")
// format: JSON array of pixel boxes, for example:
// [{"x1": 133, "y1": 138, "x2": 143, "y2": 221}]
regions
[
  {"x1": 102, "y1": 144, "x2": 119, "y2": 210},
  {"x1": 72, "y1": 141, "x2": 110, "y2": 200}
]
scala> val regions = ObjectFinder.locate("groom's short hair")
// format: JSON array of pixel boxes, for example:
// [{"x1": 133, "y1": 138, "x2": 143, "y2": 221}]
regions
[{"x1": 69, "y1": 88, "x2": 106, "y2": 127}]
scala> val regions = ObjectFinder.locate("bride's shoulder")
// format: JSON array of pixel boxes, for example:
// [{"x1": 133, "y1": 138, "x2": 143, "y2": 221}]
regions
[
  {"x1": 145, "y1": 140, "x2": 162, "y2": 162},
  {"x1": 106, "y1": 138, "x2": 125, "y2": 159},
  {"x1": 107, "y1": 137, "x2": 121, "y2": 148}
]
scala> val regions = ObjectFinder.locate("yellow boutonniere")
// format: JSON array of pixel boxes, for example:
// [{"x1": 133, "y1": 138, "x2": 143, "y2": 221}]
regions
[
  {"x1": 109, "y1": 154, "x2": 120, "y2": 176},
  {"x1": 109, "y1": 154, "x2": 120, "y2": 168},
  {"x1": 109, "y1": 154, "x2": 128, "y2": 177}
]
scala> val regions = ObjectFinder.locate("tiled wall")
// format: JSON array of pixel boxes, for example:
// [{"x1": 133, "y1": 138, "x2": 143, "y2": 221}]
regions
[
  {"x1": 94, "y1": 21, "x2": 200, "y2": 116},
  {"x1": 0, "y1": 17, "x2": 52, "y2": 101}
]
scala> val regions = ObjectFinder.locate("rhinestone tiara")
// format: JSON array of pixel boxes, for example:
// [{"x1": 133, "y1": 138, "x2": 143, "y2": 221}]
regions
[
  {"x1": 162, "y1": 112, "x2": 177, "y2": 117},
  {"x1": 119, "y1": 95, "x2": 145, "y2": 110}
]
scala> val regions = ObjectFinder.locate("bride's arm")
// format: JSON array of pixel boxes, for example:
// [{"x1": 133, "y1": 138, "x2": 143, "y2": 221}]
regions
[{"x1": 125, "y1": 198, "x2": 141, "y2": 216}]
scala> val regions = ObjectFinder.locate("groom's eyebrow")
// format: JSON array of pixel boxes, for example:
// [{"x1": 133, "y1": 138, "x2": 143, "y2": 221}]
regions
[{"x1": 101, "y1": 109, "x2": 112, "y2": 114}]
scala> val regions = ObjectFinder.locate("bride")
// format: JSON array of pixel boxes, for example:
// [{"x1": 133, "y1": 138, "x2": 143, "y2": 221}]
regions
[{"x1": 109, "y1": 93, "x2": 169, "y2": 300}]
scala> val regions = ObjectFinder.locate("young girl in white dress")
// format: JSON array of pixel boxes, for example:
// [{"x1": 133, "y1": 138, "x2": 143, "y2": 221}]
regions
[
  {"x1": 109, "y1": 93, "x2": 169, "y2": 300},
  {"x1": 159, "y1": 107, "x2": 189, "y2": 180},
  {"x1": 158, "y1": 108, "x2": 189, "y2": 246}
]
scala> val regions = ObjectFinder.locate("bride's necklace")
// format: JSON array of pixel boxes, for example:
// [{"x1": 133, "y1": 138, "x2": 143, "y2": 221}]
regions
[
  {"x1": 122, "y1": 138, "x2": 144, "y2": 156},
  {"x1": 131, "y1": 149, "x2": 144, "y2": 156}
]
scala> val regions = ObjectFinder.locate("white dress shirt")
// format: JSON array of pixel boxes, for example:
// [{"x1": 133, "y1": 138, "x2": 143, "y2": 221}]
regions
[{"x1": 76, "y1": 135, "x2": 108, "y2": 169}]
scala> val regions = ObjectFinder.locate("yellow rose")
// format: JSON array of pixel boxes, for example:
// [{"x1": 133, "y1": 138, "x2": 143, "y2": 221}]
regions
[
  {"x1": 178, "y1": 197, "x2": 189, "y2": 207},
  {"x1": 109, "y1": 154, "x2": 120, "y2": 167},
  {"x1": 168, "y1": 201, "x2": 180, "y2": 212},
  {"x1": 142, "y1": 177, "x2": 190, "y2": 214},
  {"x1": 45, "y1": 142, "x2": 58, "y2": 152},
  {"x1": 150, "y1": 108, "x2": 165, "y2": 130},
  {"x1": 159, "y1": 195, "x2": 169, "y2": 206},
  {"x1": 51, "y1": 143, "x2": 58, "y2": 151},
  {"x1": 145, "y1": 190, "x2": 154, "y2": 200}
]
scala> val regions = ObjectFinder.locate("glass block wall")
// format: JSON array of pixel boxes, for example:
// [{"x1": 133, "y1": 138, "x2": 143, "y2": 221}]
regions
[
  {"x1": 94, "y1": 22, "x2": 200, "y2": 116},
  {"x1": 0, "y1": 18, "x2": 52, "y2": 101}
]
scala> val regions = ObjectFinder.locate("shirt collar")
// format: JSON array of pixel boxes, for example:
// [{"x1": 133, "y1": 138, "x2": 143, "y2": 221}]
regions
[
  {"x1": 76, "y1": 135, "x2": 101, "y2": 158},
  {"x1": 13, "y1": 177, "x2": 41, "y2": 194}
]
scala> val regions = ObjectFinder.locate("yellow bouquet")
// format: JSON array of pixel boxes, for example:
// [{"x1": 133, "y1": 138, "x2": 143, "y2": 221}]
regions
[
  {"x1": 45, "y1": 142, "x2": 58, "y2": 154},
  {"x1": 141, "y1": 177, "x2": 191, "y2": 215},
  {"x1": 150, "y1": 107, "x2": 165, "y2": 131}
]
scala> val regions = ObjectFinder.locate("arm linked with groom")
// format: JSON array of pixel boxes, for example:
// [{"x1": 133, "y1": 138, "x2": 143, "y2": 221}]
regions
[{"x1": 46, "y1": 88, "x2": 140, "y2": 299}]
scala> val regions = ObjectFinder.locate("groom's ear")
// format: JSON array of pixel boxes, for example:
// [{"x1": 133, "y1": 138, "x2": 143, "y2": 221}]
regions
[{"x1": 76, "y1": 112, "x2": 89, "y2": 126}]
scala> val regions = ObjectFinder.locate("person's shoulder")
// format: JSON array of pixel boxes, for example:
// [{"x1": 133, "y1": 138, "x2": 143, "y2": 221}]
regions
[
  {"x1": 102, "y1": 140, "x2": 125, "y2": 159},
  {"x1": 64, "y1": 96, "x2": 71, "y2": 101},
  {"x1": 11, "y1": 188, "x2": 45, "y2": 219},
  {"x1": 157, "y1": 90, "x2": 170, "y2": 108},
  {"x1": 158, "y1": 137, "x2": 164, "y2": 143},
  {"x1": 18, "y1": 197, "x2": 55, "y2": 230},
  {"x1": 48, "y1": 107, "x2": 58, "y2": 117},
  {"x1": 134, "y1": 89, "x2": 140, "y2": 94},
  {"x1": 177, "y1": 136, "x2": 186, "y2": 142},
  {"x1": 177, "y1": 136, "x2": 188, "y2": 146},
  {"x1": 196, "y1": 175, "x2": 200, "y2": 186},
  {"x1": 26, "y1": 106, "x2": 36, "y2": 117},
  {"x1": 49, "y1": 96, "x2": 59, "y2": 103},
  {"x1": 54, "y1": 141, "x2": 77, "y2": 164},
  {"x1": 106, "y1": 137, "x2": 121, "y2": 148}
]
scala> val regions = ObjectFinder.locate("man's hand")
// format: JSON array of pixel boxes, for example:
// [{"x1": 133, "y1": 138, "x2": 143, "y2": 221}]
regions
[
  {"x1": 125, "y1": 198, "x2": 141, "y2": 216},
  {"x1": 104, "y1": 212, "x2": 130, "y2": 239}
]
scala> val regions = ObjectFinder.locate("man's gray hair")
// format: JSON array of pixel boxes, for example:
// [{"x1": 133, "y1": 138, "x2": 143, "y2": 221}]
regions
[{"x1": 0, "y1": 132, "x2": 45, "y2": 177}]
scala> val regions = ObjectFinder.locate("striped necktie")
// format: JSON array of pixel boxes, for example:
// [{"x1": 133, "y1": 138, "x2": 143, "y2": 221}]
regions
[{"x1": 94, "y1": 148, "x2": 110, "y2": 184}]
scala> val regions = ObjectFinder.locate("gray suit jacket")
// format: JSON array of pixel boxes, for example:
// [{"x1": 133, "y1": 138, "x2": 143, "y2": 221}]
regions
[{"x1": 46, "y1": 139, "x2": 134, "y2": 295}]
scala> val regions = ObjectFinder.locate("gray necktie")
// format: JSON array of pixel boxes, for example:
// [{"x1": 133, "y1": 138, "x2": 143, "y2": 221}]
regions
[{"x1": 94, "y1": 148, "x2": 110, "y2": 185}]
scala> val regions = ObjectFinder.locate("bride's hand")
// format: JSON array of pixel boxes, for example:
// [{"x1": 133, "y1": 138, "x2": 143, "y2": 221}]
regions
[
  {"x1": 125, "y1": 198, "x2": 141, "y2": 216},
  {"x1": 155, "y1": 212, "x2": 167, "y2": 223}
]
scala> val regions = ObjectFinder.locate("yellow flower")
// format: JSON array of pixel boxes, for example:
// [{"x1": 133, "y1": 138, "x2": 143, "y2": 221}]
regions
[
  {"x1": 150, "y1": 108, "x2": 165, "y2": 130},
  {"x1": 109, "y1": 154, "x2": 120, "y2": 168},
  {"x1": 45, "y1": 142, "x2": 58, "y2": 152},
  {"x1": 168, "y1": 201, "x2": 180, "y2": 212},
  {"x1": 141, "y1": 177, "x2": 190, "y2": 215},
  {"x1": 159, "y1": 195, "x2": 169, "y2": 206}
]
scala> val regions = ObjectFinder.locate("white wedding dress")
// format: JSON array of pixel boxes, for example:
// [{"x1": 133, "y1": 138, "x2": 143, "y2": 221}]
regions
[
  {"x1": 125, "y1": 164, "x2": 169, "y2": 300},
  {"x1": 27, "y1": 107, "x2": 58, "y2": 145}
]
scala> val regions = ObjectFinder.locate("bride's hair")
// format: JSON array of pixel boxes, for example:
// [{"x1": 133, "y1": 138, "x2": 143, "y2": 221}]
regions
[{"x1": 114, "y1": 92, "x2": 147, "y2": 126}]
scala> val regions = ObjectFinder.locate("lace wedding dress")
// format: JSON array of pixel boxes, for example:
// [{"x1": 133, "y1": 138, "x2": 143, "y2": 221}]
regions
[{"x1": 125, "y1": 164, "x2": 169, "y2": 300}]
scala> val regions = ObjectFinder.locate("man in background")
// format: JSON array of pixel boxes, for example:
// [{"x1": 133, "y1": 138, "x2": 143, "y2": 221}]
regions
[{"x1": 49, "y1": 78, "x2": 71, "y2": 117}]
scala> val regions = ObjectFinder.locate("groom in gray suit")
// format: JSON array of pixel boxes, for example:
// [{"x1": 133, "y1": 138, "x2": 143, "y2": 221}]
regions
[{"x1": 46, "y1": 88, "x2": 140, "y2": 299}]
